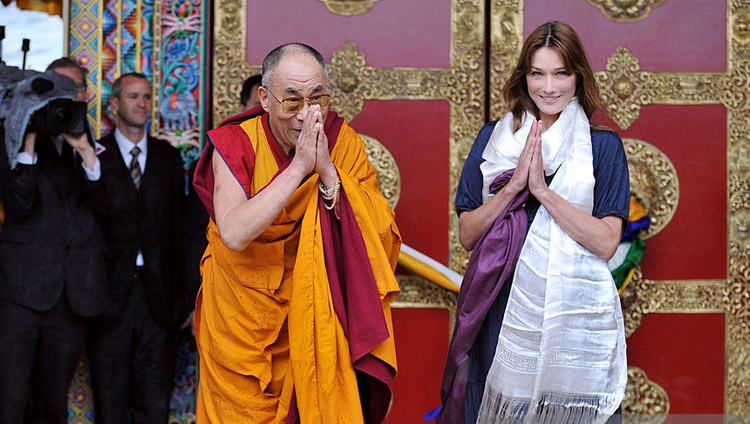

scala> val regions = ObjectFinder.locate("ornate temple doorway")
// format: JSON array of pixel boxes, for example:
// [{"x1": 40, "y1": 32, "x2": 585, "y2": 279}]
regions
[{"x1": 207, "y1": 0, "x2": 748, "y2": 421}]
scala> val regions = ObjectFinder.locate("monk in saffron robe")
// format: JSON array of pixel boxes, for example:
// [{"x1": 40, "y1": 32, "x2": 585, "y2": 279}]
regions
[{"x1": 192, "y1": 43, "x2": 401, "y2": 423}]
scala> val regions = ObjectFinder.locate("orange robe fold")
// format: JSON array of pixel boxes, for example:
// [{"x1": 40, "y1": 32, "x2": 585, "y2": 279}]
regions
[{"x1": 194, "y1": 109, "x2": 400, "y2": 424}]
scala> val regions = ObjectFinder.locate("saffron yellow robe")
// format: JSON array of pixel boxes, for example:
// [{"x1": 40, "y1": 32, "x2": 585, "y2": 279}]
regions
[{"x1": 193, "y1": 110, "x2": 400, "y2": 423}]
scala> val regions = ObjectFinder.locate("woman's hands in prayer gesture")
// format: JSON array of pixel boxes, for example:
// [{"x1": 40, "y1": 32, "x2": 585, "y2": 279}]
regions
[
  {"x1": 526, "y1": 119, "x2": 549, "y2": 197},
  {"x1": 507, "y1": 120, "x2": 547, "y2": 194},
  {"x1": 524, "y1": 120, "x2": 623, "y2": 260},
  {"x1": 458, "y1": 117, "x2": 622, "y2": 259},
  {"x1": 458, "y1": 121, "x2": 543, "y2": 251}
]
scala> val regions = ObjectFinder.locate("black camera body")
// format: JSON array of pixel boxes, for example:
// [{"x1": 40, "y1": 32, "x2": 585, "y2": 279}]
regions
[
  {"x1": 0, "y1": 63, "x2": 88, "y2": 170},
  {"x1": 31, "y1": 98, "x2": 87, "y2": 137}
]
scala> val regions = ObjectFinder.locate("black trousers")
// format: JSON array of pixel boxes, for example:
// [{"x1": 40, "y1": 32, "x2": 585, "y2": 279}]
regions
[
  {"x1": 87, "y1": 268, "x2": 177, "y2": 424},
  {"x1": 0, "y1": 294, "x2": 87, "y2": 424}
]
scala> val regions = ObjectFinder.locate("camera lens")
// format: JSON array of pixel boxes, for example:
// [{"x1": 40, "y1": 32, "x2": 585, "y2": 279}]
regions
[
  {"x1": 51, "y1": 104, "x2": 72, "y2": 126},
  {"x1": 32, "y1": 99, "x2": 87, "y2": 136}
]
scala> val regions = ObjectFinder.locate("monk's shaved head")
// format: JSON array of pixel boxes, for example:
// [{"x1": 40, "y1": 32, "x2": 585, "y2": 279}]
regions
[{"x1": 261, "y1": 43, "x2": 328, "y2": 89}]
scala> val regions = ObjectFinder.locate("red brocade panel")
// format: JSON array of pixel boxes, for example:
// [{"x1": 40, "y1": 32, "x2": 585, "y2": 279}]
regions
[
  {"x1": 350, "y1": 100, "x2": 452, "y2": 264},
  {"x1": 385, "y1": 308, "x2": 451, "y2": 424},
  {"x1": 524, "y1": 0, "x2": 726, "y2": 72},
  {"x1": 599, "y1": 105, "x2": 727, "y2": 281},
  {"x1": 626, "y1": 313, "x2": 725, "y2": 414}
]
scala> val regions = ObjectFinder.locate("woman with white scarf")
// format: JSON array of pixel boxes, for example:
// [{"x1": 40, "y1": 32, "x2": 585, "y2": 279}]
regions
[{"x1": 441, "y1": 22, "x2": 629, "y2": 424}]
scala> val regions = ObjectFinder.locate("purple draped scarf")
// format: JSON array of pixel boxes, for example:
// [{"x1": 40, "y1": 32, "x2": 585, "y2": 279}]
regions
[{"x1": 437, "y1": 169, "x2": 530, "y2": 424}]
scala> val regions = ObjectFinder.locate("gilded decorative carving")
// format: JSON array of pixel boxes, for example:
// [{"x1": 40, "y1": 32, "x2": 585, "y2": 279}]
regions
[
  {"x1": 212, "y1": 0, "x2": 258, "y2": 125},
  {"x1": 327, "y1": 42, "x2": 372, "y2": 123},
  {"x1": 728, "y1": 112, "x2": 750, "y2": 175},
  {"x1": 596, "y1": 47, "x2": 657, "y2": 129},
  {"x1": 623, "y1": 278, "x2": 725, "y2": 332},
  {"x1": 640, "y1": 280, "x2": 726, "y2": 314},
  {"x1": 732, "y1": 210, "x2": 750, "y2": 241},
  {"x1": 489, "y1": 0, "x2": 524, "y2": 120},
  {"x1": 318, "y1": 0, "x2": 382, "y2": 16},
  {"x1": 585, "y1": 0, "x2": 666, "y2": 22},
  {"x1": 728, "y1": 3, "x2": 750, "y2": 414},
  {"x1": 622, "y1": 367, "x2": 670, "y2": 423},
  {"x1": 595, "y1": 48, "x2": 721, "y2": 129},
  {"x1": 623, "y1": 138, "x2": 679, "y2": 239},
  {"x1": 326, "y1": 42, "x2": 446, "y2": 122},
  {"x1": 360, "y1": 134, "x2": 401, "y2": 209},
  {"x1": 447, "y1": 0, "x2": 486, "y2": 272},
  {"x1": 621, "y1": 270, "x2": 726, "y2": 337},
  {"x1": 650, "y1": 73, "x2": 720, "y2": 104},
  {"x1": 393, "y1": 275, "x2": 458, "y2": 334},
  {"x1": 393, "y1": 275, "x2": 457, "y2": 310},
  {"x1": 726, "y1": 240, "x2": 750, "y2": 318},
  {"x1": 730, "y1": 170, "x2": 750, "y2": 243},
  {"x1": 732, "y1": 8, "x2": 750, "y2": 44},
  {"x1": 452, "y1": 135, "x2": 479, "y2": 273},
  {"x1": 719, "y1": 57, "x2": 750, "y2": 112},
  {"x1": 726, "y1": 314, "x2": 750, "y2": 414},
  {"x1": 620, "y1": 267, "x2": 644, "y2": 338}
]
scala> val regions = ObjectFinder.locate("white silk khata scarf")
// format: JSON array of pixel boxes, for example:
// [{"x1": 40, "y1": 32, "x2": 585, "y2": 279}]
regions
[{"x1": 477, "y1": 98, "x2": 627, "y2": 424}]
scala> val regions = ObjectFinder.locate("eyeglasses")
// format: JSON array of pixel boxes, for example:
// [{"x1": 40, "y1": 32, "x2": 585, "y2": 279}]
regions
[
  {"x1": 76, "y1": 84, "x2": 87, "y2": 93},
  {"x1": 267, "y1": 90, "x2": 331, "y2": 114}
]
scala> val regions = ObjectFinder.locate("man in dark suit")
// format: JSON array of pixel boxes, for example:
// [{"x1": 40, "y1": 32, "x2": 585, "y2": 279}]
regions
[
  {"x1": 0, "y1": 57, "x2": 109, "y2": 424},
  {"x1": 88, "y1": 72, "x2": 186, "y2": 424}
]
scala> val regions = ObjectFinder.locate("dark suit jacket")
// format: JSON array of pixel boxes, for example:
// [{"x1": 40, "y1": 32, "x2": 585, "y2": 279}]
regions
[
  {"x1": 96, "y1": 132, "x2": 186, "y2": 328},
  {"x1": 0, "y1": 135, "x2": 109, "y2": 316}
]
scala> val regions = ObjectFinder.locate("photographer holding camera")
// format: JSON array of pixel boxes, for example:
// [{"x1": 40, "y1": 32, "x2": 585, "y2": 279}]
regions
[{"x1": 0, "y1": 57, "x2": 111, "y2": 424}]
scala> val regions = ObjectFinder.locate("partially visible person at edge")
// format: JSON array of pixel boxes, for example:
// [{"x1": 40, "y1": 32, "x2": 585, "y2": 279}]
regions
[
  {"x1": 238, "y1": 73, "x2": 262, "y2": 113},
  {"x1": 192, "y1": 42, "x2": 401, "y2": 423},
  {"x1": 438, "y1": 21, "x2": 629, "y2": 424},
  {"x1": 0, "y1": 57, "x2": 111, "y2": 423}
]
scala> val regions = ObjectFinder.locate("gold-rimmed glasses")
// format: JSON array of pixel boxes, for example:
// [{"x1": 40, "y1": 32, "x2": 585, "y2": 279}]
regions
[{"x1": 267, "y1": 90, "x2": 331, "y2": 114}]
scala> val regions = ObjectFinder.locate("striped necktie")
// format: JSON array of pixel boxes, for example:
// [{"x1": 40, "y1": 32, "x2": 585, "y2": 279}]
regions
[{"x1": 129, "y1": 146, "x2": 142, "y2": 189}]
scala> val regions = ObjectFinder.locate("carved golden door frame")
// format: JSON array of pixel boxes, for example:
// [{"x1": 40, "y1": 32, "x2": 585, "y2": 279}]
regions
[{"x1": 490, "y1": 0, "x2": 750, "y2": 415}]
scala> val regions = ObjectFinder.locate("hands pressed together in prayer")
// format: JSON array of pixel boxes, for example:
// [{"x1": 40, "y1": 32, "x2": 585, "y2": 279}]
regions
[
  {"x1": 506, "y1": 119, "x2": 549, "y2": 197},
  {"x1": 457, "y1": 119, "x2": 550, "y2": 251},
  {"x1": 505, "y1": 119, "x2": 623, "y2": 260},
  {"x1": 291, "y1": 104, "x2": 338, "y2": 189}
]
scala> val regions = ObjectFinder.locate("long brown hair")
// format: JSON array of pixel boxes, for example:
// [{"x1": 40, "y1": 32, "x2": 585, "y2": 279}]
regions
[{"x1": 503, "y1": 21, "x2": 609, "y2": 131}]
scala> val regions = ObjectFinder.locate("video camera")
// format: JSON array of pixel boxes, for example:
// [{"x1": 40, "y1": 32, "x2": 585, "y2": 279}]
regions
[{"x1": 0, "y1": 63, "x2": 88, "y2": 170}]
